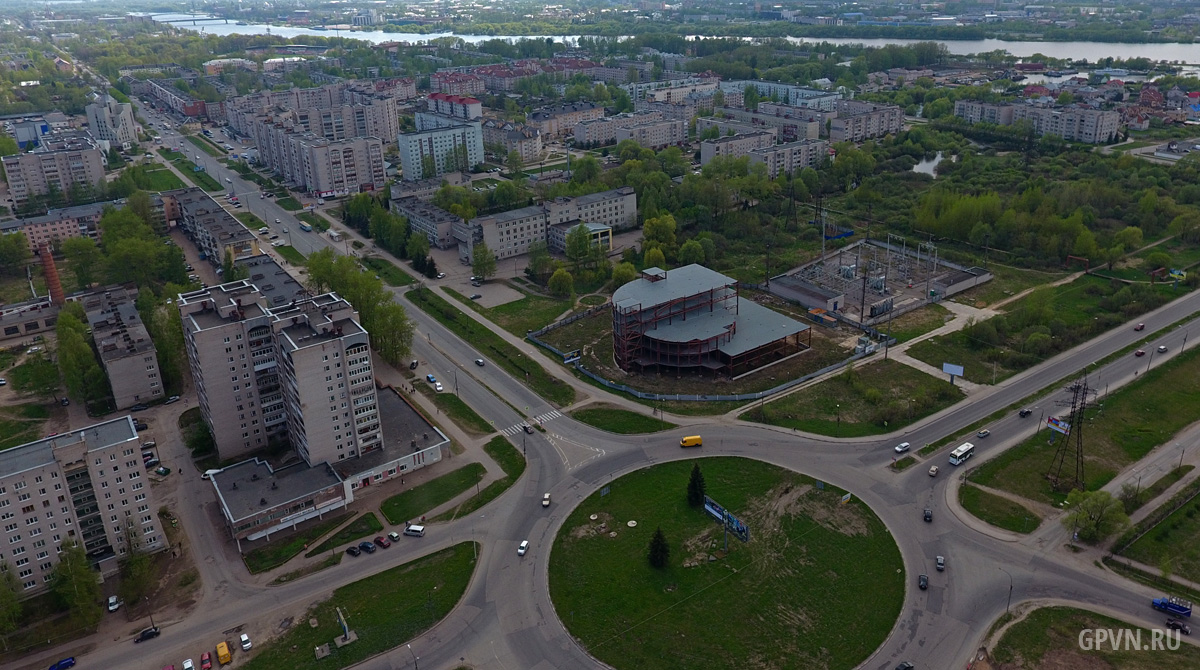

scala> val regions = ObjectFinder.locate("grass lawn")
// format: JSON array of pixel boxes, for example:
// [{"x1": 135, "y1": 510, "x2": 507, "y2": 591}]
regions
[
  {"x1": 892, "y1": 455, "x2": 916, "y2": 471},
  {"x1": 1125, "y1": 466, "x2": 1194, "y2": 515},
  {"x1": 186, "y1": 134, "x2": 226, "y2": 158},
  {"x1": 276, "y1": 196, "x2": 304, "y2": 211},
  {"x1": 305, "y1": 513, "x2": 384, "y2": 557},
  {"x1": 1111, "y1": 140, "x2": 1159, "y2": 153},
  {"x1": 0, "y1": 591, "x2": 85, "y2": 664},
  {"x1": 1122, "y1": 484, "x2": 1200, "y2": 583},
  {"x1": 956, "y1": 263, "x2": 1069, "y2": 308},
  {"x1": 276, "y1": 245, "x2": 306, "y2": 265},
  {"x1": 525, "y1": 162, "x2": 567, "y2": 174},
  {"x1": 447, "y1": 284, "x2": 574, "y2": 337},
  {"x1": 242, "y1": 543, "x2": 476, "y2": 670},
  {"x1": 427, "y1": 391, "x2": 494, "y2": 435},
  {"x1": 407, "y1": 288, "x2": 575, "y2": 407},
  {"x1": 236, "y1": 212, "x2": 266, "y2": 229},
  {"x1": 140, "y1": 167, "x2": 186, "y2": 191},
  {"x1": 0, "y1": 403, "x2": 50, "y2": 451},
  {"x1": 379, "y1": 463, "x2": 486, "y2": 525},
  {"x1": 569, "y1": 404, "x2": 676, "y2": 434},
  {"x1": 296, "y1": 212, "x2": 329, "y2": 231},
  {"x1": 242, "y1": 512, "x2": 355, "y2": 574},
  {"x1": 430, "y1": 436, "x2": 525, "y2": 522},
  {"x1": 990, "y1": 606, "x2": 1200, "y2": 669},
  {"x1": 886, "y1": 303, "x2": 951, "y2": 343},
  {"x1": 969, "y1": 343, "x2": 1200, "y2": 505},
  {"x1": 549, "y1": 457, "x2": 904, "y2": 670},
  {"x1": 185, "y1": 167, "x2": 224, "y2": 192},
  {"x1": 742, "y1": 359, "x2": 965, "y2": 437},
  {"x1": 958, "y1": 483, "x2": 1041, "y2": 534},
  {"x1": 362, "y1": 256, "x2": 414, "y2": 286}
]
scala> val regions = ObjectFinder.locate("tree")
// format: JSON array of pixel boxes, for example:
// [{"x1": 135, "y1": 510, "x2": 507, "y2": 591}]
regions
[
  {"x1": 50, "y1": 541, "x2": 103, "y2": 627},
  {"x1": 118, "y1": 522, "x2": 153, "y2": 605},
  {"x1": 644, "y1": 247, "x2": 666, "y2": 270},
  {"x1": 647, "y1": 527, "x2": 670, "y2": 568},
  {"x1": 643, "y1": 213, "x2": 677, "y2": 250},
  {"x1": 472, "y1": 242, "x2": 497, "y2": 280},
  {"x1": 687, "y1": 462, "x2": 706, "y2": 508},
  {"x1": 222, "y1": 249, "x2": 248, "y2": 282},
  {"x1": 678, "y1": 239, "x2": 705, "y2": 266},
  {"x1": 565, "y1": 224, "x2": 591, "y2": 266},
  {"x1": 548, "y1": 267, "x2": 574, "y2": 298},
  {"x1": 0, "y1": 233, "x2": 30, "y2": 275},
  {"x1": 570, "y1": 156, "x2": 601, "y2": 185},
  {"x1": 0, "y1": 562, "x2": 20, "y2": 649},
  {"x1": 1062, "y1": 489, "x2": 1129, "y2": 543},
  {"x1": 611, "y1": 262, "x2": 638, "y2": 289},
  {"x1": 62, "y1": 237, "x2": 103, "y2": 288},
  {"x1": 506, "y1": 150, "x2": 524, "y2": 176},
  {"x1": 1145, "y1": 250, "x2": 1172, "y2": 274},
  {"x1": 526, "y1": 240, "x2": 554, "y2": 280},
  {"x1": 125, "y1": 190, "x2": 158, "y2": 232},
  {"x1": 368, "y1": 301, "x2": 414, "y2": 367},
  {"x1": 405, "y1": 231, "x2": 430, "y2": 262}
]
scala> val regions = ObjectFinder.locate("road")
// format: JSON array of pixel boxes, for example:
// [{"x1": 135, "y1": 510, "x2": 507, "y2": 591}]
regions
[{"x1": 21, "y1": 97, "x2": 1200, "y2": 670}]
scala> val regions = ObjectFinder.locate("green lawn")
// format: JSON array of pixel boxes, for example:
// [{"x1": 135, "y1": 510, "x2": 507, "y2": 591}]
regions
[
  {"x1": 305, "y1": 513, "x2": 384, "y2": 557},
  {"x1": 242, "y1": 512, "x2": 355, "y2": 574},
  {"x1": 139, "y1": 167, "x2": 186, "y2": 191},
  {"x1": 407, "y1": 288, "x2": 575, "y2": 407},
  {"x1": 886, "y1": 303, "x2": 950, "y2": 343},
  {"x1": 236, "y1": 212, "x2": 266, "y2": 229},
  {"x1": 296, "y1": 212, "x2": 329, "y2": 231},
  {"x1": 991, "y1": 606, "x2": 1200, "y2": 669},
  {"x1": 429, "y1": 392, "x2": 493, "y2": 435},
  {"x1": 185, "y1": 166, "x2": 224, "y2": 192},
  {"x1": 276, "y1": 245, "x2": 306, "y2": 265},
  {"x1": 970, "y1": 344, "x2": 1200, "y2": 505},
  {"x1": 1127, "y1": 466, "x2": 1194, "y2": 515},
  {"x1": 430, "y1": 436, "x2": 525, "y2": 522},
  {"x1": 447, "y1": 285, "x2": 574, "y2": 337},
  {"x1": 549, "y1": 457, "x2": 904, "y2": 670},
  {"x1": 742, "y1": 359, "x2": 965, "y2": 437},
  {"x1": 362, "y1": 256, "x2": 414, "y2": 286},
  {"x1": 958, "y1": 263, "x2": 1070, "y2": 308},
  {"x1": 276, "y1": 196, "x2": 304, "y2": 211},
  {"x1": 379, "y1": 463, "x2": 486, "y2": 525},
  {"x1": 0, "y1": 403, "x2": 50, "y2": 451},
  {"x1": 1122, "y1": 482, "x2": 1200, "y2": 583},
  {"x1": 186, "y1": 134, "x2": 226, "y2": 158},
  {"x1": 958, "y1": 483, "x2": 1041, "y2": 534},
  {"x1": 569, "y1": 404, "x2": 676, "y2": 434},
  {"x1": 242, "y1": 544, "x2": 477, "y2": 670}
]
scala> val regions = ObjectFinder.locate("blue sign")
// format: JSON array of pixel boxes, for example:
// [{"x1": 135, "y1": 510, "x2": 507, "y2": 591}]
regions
[{"x1": 703, "y1": 495, "x2": 750, "y2": 543}]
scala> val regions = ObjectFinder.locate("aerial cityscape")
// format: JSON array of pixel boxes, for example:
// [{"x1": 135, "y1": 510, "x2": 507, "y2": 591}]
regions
[{"x1": 2, "y1": 1, "x2": 1200, "y2": 669}]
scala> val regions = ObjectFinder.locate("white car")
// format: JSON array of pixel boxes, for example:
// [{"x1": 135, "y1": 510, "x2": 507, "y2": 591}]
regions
[
  {"x1": 258, "y1": 227, "x2": 269, "y2": 234},
  {"x1": 107, "y1": 595, "x2": 121, "y2": 612},
  {"x1": 182, "y1": 660, "x2": 194, "y2": 670},
  {"x1": 517, "y1": 540, "x2": 529, "y2": 556},
  {"x1": 434, "y1": 382, "x2": 444, "y2": 392},
  {"x1": 271, "y1": 240, "x2": 285, "y2": 247},
  {"x1": 240, "y1": 633, "x2": 252, "y2": 651}
]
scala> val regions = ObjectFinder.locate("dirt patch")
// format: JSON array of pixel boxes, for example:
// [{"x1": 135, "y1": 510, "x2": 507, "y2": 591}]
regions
[
  {"x1": 748, "y1": 483, "x2": 870, "y2": 537},
  {"x1": 999, "y1": 648, "x2": 1116, "y2": 670},
  {"x1": 569, "y1": 511, "x2": 615, "y2": 539}
]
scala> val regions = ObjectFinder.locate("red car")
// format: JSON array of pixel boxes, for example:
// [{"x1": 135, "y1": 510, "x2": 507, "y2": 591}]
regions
[
  {"x1": 1135, "y1": 323, "x2": 1146, "y2": 331},
  {"x1": 374, "y1": 535, "x2": 391, "y2": 549},
  {"x1": 1135, "y1": 349, "x2": 1146, "y2": 357},
  {"x1": 200, "y1": 652, "x2": 212, "y2": 670}
]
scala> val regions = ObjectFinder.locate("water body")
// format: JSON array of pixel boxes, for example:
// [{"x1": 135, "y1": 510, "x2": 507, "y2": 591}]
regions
[{"x1": 912, "y1": 152, "x2": 947, "y2": 177}]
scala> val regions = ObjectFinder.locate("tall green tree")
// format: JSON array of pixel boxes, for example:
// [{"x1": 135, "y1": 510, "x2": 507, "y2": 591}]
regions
[
  {"x1": 506, "y1": 149, "x2": 524, "y2": 176},
  {"x1": 548, "y1": 268, "x2": 574, "y2": 298},
  {"x1": 644, "y1": 247, "x2": 666, "y2": 270},
  {"x1": 611, "y1": 261, "x2": 638, "y2": 289},
  {"x1": 472, "y1": 242, "x2": 497, "y2": 281},
  {"x1": 61, "y1": 237, "x2": 104, "y2": 288},
  {"x1": 647, "y1": 527, "x2": 670, "y2": 569},
  {"x1": 0, "y1": 234, "x2": 30, "y2": 275},
  {"x1": 0, "y1": 561, "x2": 20, "y2": 649},
  {"x1": 678, "y1": 239, "x2": 705, "y2": 266},
  {"x1": 687, "y1": 462, "x2": 706, "y2": 508},
  {"x1": 565, "y1": 224, "x2": 592, "y2": 266},
  {"x1": 50, "y1": 542, "x2": 103, "y2": 627},
  {"x1": 222, "y1": 249, "x2": 248, "y2": 282},
  {"x1": 1062, "y1": 489, "x2": 1129, "y2": 543}
]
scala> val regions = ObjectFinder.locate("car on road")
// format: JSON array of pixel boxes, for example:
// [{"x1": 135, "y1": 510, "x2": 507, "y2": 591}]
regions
[
  {"x1": 388, "y1": 531, "x2": 401, "y2": 542},
  {"x1": 1135, "y1": 323, "x2": 1146, "y2": 331},
  {"x1": 282, "y1": 227, "x2": 289, "y2": 234},
  {"x1": 436, "y1": 272, "x2": 446, "y2": 279},
  {"x1": 1019, "y1": 408, "x2": 1033, "y2": 418},
  {"x1": 928, "y1": 465, "x2": 939, "y2": 477},
  {"x1": 1167, "y1": 619, "x2": 1191, "y2": 635},
  {"x1": 518, "y1": 540, "x2": 529, "y2": 556},
  {"x1": 134, "y1": 626, "x2": 161, "y2": 643},
  {"x1": 107, "y1": 595, "x2": 121, "y2": 612},
  {"x1": 936, "y1": 555, "x2": 945, "y2": 571},
  {"x1": 200, "y1": 652, "x2": 212, "y2": 670},
  {"x1": 918, "y1": 574, "x2": 929, "y2": 590},
  {"x1": 275, "y1": 218, "x2": 281, "y2": 224},
  {"x1": 271, "y1": 240, "x2": 285, "y2": 247},
  {"x1": 374, "y1": 535, "x2": 391, "y2": 548},
  {"x1": 164, "y1": 395, "x2": 180, "y2": 404},
  {"x1": 240, "y1": 633, "x2": 252, "y2": 651},
  {"x1": 976, "y1": 429, "x2": 990, "y2": 438},
  {"x1": 225, "y1": 178, "x2": 232, "y2": 183},
  {"x1": 523, "y1": 424, "x2": 535, "y2": 434},
  {"x1": 1158, "y1": 345, "x2": 1168, "y2": 353},
  {"x1": 345, "y1": 545, "x2": 361, "y2": 557},
  {"x1": 434, "y1": 382, "x2": 444, "y2": 392},
  {"x1": 923, "y1": 508, "x2": 932, "y2": 522},
  {"x1": 475, "y1": 359, "x2": 484, "y2": 366},
  {"x1": 895, "y1": 663, "x2": 914, "y2": 670},
  {"x1": 542, "y1": 493, "x2": 551, "y2": 507},
  {"x1": 426, "y1": 374, "x2": 437, "y2": 383},
  {"x1": 469, "y1": 294, "x2": 482, "y2": 300},
  {"x1": 48, "y1": 659, "x2": 75, "y2": 670},
  {"x1": 1135, "y1": 349, "x2": 1146, "y2": 357},
  {"x1": 893, "y1": 442, "x2": 910, "y2": 453},
  {"x1": 358, "y1": 540, "x2": 376, "y2": 554}
]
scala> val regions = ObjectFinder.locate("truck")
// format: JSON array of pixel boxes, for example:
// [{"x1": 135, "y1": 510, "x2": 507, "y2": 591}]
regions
[
  {"x1": 1152, "y1": 596, "x2": 1192, "y2": 618},
  {"x1": 298, "y1": 222, "x2": 313, "y2": 232}
]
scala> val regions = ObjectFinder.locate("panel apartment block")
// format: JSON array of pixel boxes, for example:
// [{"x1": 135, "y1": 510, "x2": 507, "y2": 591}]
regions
[
  {"x1": 615, "y1": 119, "x2": 686, "y2": 150},
  {"x1": 574, "y1": 110, "x2": 663, "y2": 147},
  {"x1": 431, "y1": 72, "x2": 485, "y2": 96},
  {"x1": 0, "y1": 417, "x2": 164, "y2": 594},
  {"x1": 159, "y1": 188, "x2": 260, "y2": 264},
  {"x1": 481, "y1": 119, "x2": 543, "y2": 163},
  {"x1": 225, "y1": 79, "x2": 413, "y2": 143},
  {"x1": 527, "y1": 102, "x2": 604, "y2": 137},
  {"x1": 700, "y1": 131, "x2": 777, "y2": 165},
  {"x1": 0, "y1": 201, "x2": 110, "y2": 253},
  {"x1": 829, "y1": 100, "x2": 904, "y2": 142},
  {"x1": 696, "y1": 116, "x2": 781, "y2": 142},
  {"x1": 1010, "y1": 105, "x2": 1121, "y2": 144},
  {"x1": 85, "y1": 94, "x2": 139, "y2": 149},
  {"x1": 719, "y1": 80, "x2": 841, "y2": 111},
  {"x1": 178, "y1": 284, "x2": 381, "y2": 463},
  {"x1": 392, "y1": 196, "x2": 464, "y2": 249},
  {"x1": 83, "y1": 286, "x2": 163, "y2": 409},
  {"x1": 952, "y1": 100, "x2": 1015, "y2": 126},
  {"x1": 1, "y1": 134, "x2": 104, "y2": 208},
  {"x1": 748, "y1": 139, "x2": 831, "y2": 178},
  {"x1": 398, "y1": 124, "x2": 484, "y2": 181}
]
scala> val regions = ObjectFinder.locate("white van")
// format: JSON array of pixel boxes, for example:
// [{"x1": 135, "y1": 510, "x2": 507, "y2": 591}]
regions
[{"x1": 403, "y1": 525, "x2": 425, "y2": 537}]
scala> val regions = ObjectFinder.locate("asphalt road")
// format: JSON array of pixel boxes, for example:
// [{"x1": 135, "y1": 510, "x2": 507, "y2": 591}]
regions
[{"x1": 39, "y1": 97, "x2": 1200, "y2": 670}]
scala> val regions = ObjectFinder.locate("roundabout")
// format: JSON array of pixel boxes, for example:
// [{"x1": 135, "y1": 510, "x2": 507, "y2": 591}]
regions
[{"x1": 548, "y1": 458, "x2": 904, "y2": 670}]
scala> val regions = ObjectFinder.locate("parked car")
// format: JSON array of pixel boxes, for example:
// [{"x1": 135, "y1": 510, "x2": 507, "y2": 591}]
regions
[
  {"x1": 936, "y1": 556, "x2": 945, "y2": 571},
  {"x1": 518, "y1": 540, "x2": 529, "y2": 556},
  {"x1": 358, "y1": 540, "x2": 376, "y2": 554},
  {"x1": 434, "y1": 382, "x2": 444, "y2": 392},
  {"x1": 0, "y1": 378, "x2": 6, "y2": 385},
  {"x1": 154, "y1": 466, "x2": 171, "y2": 476},
  {"x1": 1135, "y1": 323, "x2": 1146, "y2": 331},
  {"x1": 387, "y1": 531, "x2": 401, "y2": 542},
  {"x1": 425, "y1": 374, "x2": 437, "y2": 383},
  {"x1": 1167, "y1": 618, "x2": 1192, "y2": 635},
  {"x1": 48, "y1": 659, "x2": 76, "y2": 670},
  {"x1": 374, "y1": 535, "x2": 391, "y2": 549},
  {"x1": 1019, "y1": 408, "x2": 1033, "y2": 418},
  {"x1": 469, "y1": 294, "x2": 482, "y2": 300},
  {"x1": 240, "y1": 633, "x2": 252, "y2": 651},
  {"x1": 134, "y1": 626, "x2": 161, "y2": 643},
  {"x1": 928, "y1": 465, "x2": 939, "y2": 477},
  {"x1": 436, "y1": 273, "x2": 446, "y2": 279},
  {"x1": 130, "y1": 404, "x2": 149, "y2": 411},
  {"x1": 345, "y1": 545, "x2": 361, "y2": 557},
  {"x1": 258, "y1": 227, "x2": 269, "y2": 234},
  {"x1": 135, "y1": 422, "x2": 149, "y2": 431},
  {"x1": 143, "y1": 459, "x2": 160, "y2": 469},
  {"x1": 918, "y1": 574, "x2": 929, "y2": 590},
  {"x1": 200, "y1": 652, "x2": 212, "y2": 670},
  {"x1": 923, "y1": 508, "x2": 932, "y2": 522},
  {"x1": 182, "y1": 659, "x2": 194, "y2": 670},
  {"x1": 60, "y1": 397, "x2": 69, "y2": 406},
  {"x1": 107, "y1": 595, "x2": 121, "y2": 612}
]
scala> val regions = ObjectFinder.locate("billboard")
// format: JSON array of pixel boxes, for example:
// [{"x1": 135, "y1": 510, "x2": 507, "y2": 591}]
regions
[
  {"x1": 942, "y1": 363, "x2": 965, "y2": 377},
  {"x1": 703, "y1": 495, "x2": 750, "y2": 543},
  {"x1": 1047, "y1": 416, "x2": 1071, "y2": 435}
]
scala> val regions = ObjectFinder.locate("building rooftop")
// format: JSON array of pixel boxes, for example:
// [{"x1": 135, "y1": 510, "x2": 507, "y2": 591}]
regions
[
  {"x1": 613, "y1": 264, "x2": 737, "y2": 311},
  {"x1": 236, "y1": 254, "x2": 305, "y2": 308},
  {"x1": 211, "y1": 458, "x2": 344, "y2": 524},
  {"x1": 0, "y1": 416, "x2": 138, "y2": 479},
  {"x1": 704, "y1": 131, "x2": 775, "y2": 146},
  {"x1": 645, "y1": 297, "x2": 809, "y2": 356},
  {"x1": 392, "y1": 197, "x2": 464, "y2": 223},
  {"x1": 84, "y1": 286, "x2": 156, "y2": 363},
  {"x1": 332, "y1": 386, "x2": 447, "y2": 480}
]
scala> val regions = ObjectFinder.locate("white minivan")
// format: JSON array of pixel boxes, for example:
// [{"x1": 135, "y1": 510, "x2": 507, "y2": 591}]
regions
[{"x1": 403, "y1": 525, "x2": 425, "y2": 537}]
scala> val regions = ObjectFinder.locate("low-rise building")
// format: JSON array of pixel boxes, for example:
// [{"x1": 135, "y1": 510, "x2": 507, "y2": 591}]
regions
[
  {"x1": 160, "y1": 188, "x2": 260, "y2": 264},
  {"x1": 574, "y1": 110, "x2": 663, "y2": 147},
  {"x1": 548, "y1": 221, "x2": 612, "y2": 254},
  {"x1": 392, "y1": 196, "x2": 464, "y2": 249},
  {"x1": 203, "y1": 58, "x2": 256, "y2": 75},
  {"x1": 715, "y1": 104, "x2": 824, "y2": 141},
  {"x1": 615, "y1": 119, "x2": 686, "y2": 150},
  {"x1": 700, "y1": 131, "x2": 776, "y2": 165},
  {"x1": 83, "y1": 286, "x2": 163, "y2": 409},
  {"x1": 0, "y1": 200, "x2": 110, "y2": 253},
  {"x1": 719, "y1": 80, "x2": 841, "y2": 111},
  {"x1": 481, "y1": 119, "x2": 543, "y2": 163},
  {"x1": 748, "y1": 139, "x2": 831, "y2": 178},
  {"x1": 85, "y1": 94, "x2": 139, "y2": 150},
  {"x1": 389, "y1": 172, "x2": 468, "y2": 202},
  {"x1": 528, "y1": 102, "x2": 604, "y2": 138}
]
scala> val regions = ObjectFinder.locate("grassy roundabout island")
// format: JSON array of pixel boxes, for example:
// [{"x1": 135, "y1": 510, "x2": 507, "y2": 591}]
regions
[{"x1": 548, "y1": 458, "x2": 904, "y2": 670}]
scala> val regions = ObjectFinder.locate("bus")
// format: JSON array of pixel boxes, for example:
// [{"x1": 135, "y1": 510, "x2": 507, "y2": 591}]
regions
[
  {"x1": 298, "y1": 222, "x2": 313, "y2": 232},
  {"x1": 949, "y1": 443, "x2": 975, "y2": 466}
]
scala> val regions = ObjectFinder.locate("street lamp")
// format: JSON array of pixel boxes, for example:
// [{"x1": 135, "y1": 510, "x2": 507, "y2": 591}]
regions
[
  {"x1": 407, "y1": 643, "x2": 419, "y2": 670},
  {"x1": 836, "y1": 404, "x2": 841, "y2": 436},
  {"x1": 1036, "y1": 407, "x2": 1044, "y2": 435},
  {"x1": 998, "y1": 567, "x2": 1013, "y2": 615}
]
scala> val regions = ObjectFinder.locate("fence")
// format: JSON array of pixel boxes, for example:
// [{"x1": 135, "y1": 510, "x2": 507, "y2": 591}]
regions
[{"x1": 1112, "y1": 475, "x2": 1200, "y2": 555}]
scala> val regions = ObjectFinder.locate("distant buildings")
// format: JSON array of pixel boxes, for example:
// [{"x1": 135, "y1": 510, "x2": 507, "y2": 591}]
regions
[
  {"x1": 83, "y1": 286, "x2": 164, "y2": 409},
  {"x1": 202, "y1": 58, "x2": 256, "y2": 75},
  {"x1": 829, "y1": 100, "x2": 904, "y2": 142},
  {"x1": 0, "y1": 200, "x2": 111, "y2": 252},
  {"x1": 615, "y1": 118, "x2": 686, "y2": 150},
  {"x1": 749, "y1": 139, "x2": 832, "y2": 178},
  {"x1": 1, "y1": 133, "x2": 105, "y2": 208},
  {"x1": 481, "y1": 119, "x2": 543, "y2": 163},
  {"x1": 574, "y1": 110, "x2": 663, "y2": 147},
  {"x1": 85, "y1": 94, "x2": 139, "y2": 150},
  {"x1": 398, "y1": 93, "x2": 486, "y2": 181},
  {"x1": 953, "y1": 100, "x2": 1121, "y2": 143},
  {"x1": 527, "y1": 102, "x2": 604, "y2": 138},
  {"x1": 700, "y1": 131, "x2": 776, "y2": 165},
  {"x1": 715, "y1": 104, "x2": 823, "y2": 142},
  {"x1": 226, "y1": 79, "x2": 415, "y2": 145},
  {"x1": 431, "y1": 72, "x2": 486, "y2": 96},
  {"x1": 953, "y1": 100, "x2": 1014, "y2": 126},
  {"x1": 389, "y1": 172, "x2": 468, "y2": 202},
  {"x1": 719, "y1": 80, "x2": 841, "y2": 111}
]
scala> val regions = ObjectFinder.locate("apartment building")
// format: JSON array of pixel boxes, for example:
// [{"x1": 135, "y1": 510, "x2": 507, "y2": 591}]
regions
[
  {"x1": 0, "y1": 296, "x2": 56, "y2": 343},
  {"x1": 0, "y1": 416, "x2": 164, "y2": 593},
  {"x1": 1, "y1": 133, "x2": 105, "y2": 208},
  {"x1": 226, "y1": 79, "x2": 414, "y2": 144},
  {"x1": 700, "y1": 131, "x2": 777, "y2": 165},
  {"x1": 620, "y1": 76, "x2": 718, "y2": 101},
  {"x1": 202, "y1": 58, "x2": 256, "y2": 75},
  {"x1": 748, "y1": 139, "x2": 831, "y2": 178},
  {"x1": 481, "y1": 119, "x2": 543, "y2": 163},
  {"x1": 829, "y1": 100, "x2": 904, "y2": 142},
  {"x1": 615, "y1": 119, "x2": 686, "y2": 150},
  {"x1": 727, "y1": 102, "x2": 827, "y2": 140},
  {"x1": 431, "y1": 72, "x2": 486, "y2": 96},
  {"x1": 0, "y1": 200, "x2": 110, "y2": 253},
  {"x1": 85, "y1": 94, "x2": 139, "y2": 150},
  {"x1": 642, "y1": 81, "x2": 719, "y2": 104},
  {"x1": 1010, "y1": 105, "x2": 1121, "y2": 143},
  {"x1": 719, "y1": 80, "x2": 841, "y2": 111},
  {"x1": 398, "y1": 124, "x2": 484, "y2": 181},
  {"x1": 389, "y1": 172, "x2": 468, "y2": 202},
  {"x1": 527, "y1": 102, "x2": 604, "y2": 138},
  {"x1": 459, "y1": 187, "x2": 636, "y2": 263},
  {"x1": 423, "y1": 93, "x2": 482, "y2": 122},
  {"x1": 696, "y1": 116, "x2": 781, "y2": 142},
  {"x1": 953, "y1": 100, "x2": 1015, "y2": 126},
  {"x1": 129, "y1": 78, "x2": 212, "y2": 120},
  {"x1": 178, "y1": 283, "x2": 382, "y2": 462},
  {"x1": 392, "y1": 196, "x2": 464, "y2": 249},
  {"x1": 251, "y1": 123, "x2": 387, "y2": 196},
  {"x1": 574, "y1": 110, "x2": 663, "y2": 147},
  {"x1": 83, "y1": 286, "x2": 163, "y2": 409},
  {"x1": 159, "y1": 188, "x2": 260, "y2": 264}
]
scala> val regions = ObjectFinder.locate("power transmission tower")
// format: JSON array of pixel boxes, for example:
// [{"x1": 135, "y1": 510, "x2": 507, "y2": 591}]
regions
[{"x1": 1047, "y1": 377, "x2": 1090, "y2": 492}]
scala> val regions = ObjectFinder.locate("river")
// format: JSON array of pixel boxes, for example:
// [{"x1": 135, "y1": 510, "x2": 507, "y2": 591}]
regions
[{"x1": 164, "y1": 17, "x2": 1200, "y2": 64}]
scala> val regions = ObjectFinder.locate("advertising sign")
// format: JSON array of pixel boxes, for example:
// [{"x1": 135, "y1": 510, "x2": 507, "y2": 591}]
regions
[{"x1": 1047, "y1": 416, "x2": 1071, "y2": 435}]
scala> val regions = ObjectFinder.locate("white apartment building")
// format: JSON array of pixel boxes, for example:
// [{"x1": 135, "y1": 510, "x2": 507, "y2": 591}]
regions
[
  {"x1": 829, "y1": 100, "x2": 904, "y2": 142},
  {"x1": 1, "y1": 134, "x2": 105, "y2": 208},
  {"x1": 615, "y1": 119, "x2": 686, "y2": 150},
  {"x1": 642, "y1": 81, "x2": 719, "y2": 104},
  {"x1": 84, "y1": 287, "x2": 163, "y2": 409},
  {"x1": 178, "y1": 283, "x2": 382, "y2": 463},
  {"x1": 225, "y1": 79, "x2": 415, "y2": 143},
  {"x1": 574, "y1": 110, "x2": 663, "y2": 147},
  {"x1": 719, "y1": 80, "x2": 841, "y2": 111},
  {"x1": 527, "y1": 102, "x2": 604, "y2": 137},
  {"x1": 85, "y1": 95, "x2": 138, "y2": 150},
  {"x1": 398, "y1": 124, "x2": 484, "y2": 181},
  {"x1": 700, "y1": 131, "x2": 777, "y2": 165},
  {"x1": 953, "y1": 100, "x2": 1015, "y2": 126},
  {"x1": 1010, "y1": 105, "x2": 1121, "y2": 144},
  {"x1": 696, "y1": 116, "x2": 781, "y2": 142},
  {"x1": 0, "y1": 417, "x2": 164, "y2": 593},
  {"x1": 748, "y1": 139, "x2": 831, "y2": 178}
]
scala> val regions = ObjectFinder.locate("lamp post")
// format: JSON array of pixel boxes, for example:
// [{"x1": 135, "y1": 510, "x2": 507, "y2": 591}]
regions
[
  {"x1": 1036, "y1": 407, "x2": 1044, "y2": 435},
  {"x1": 407, "y1": 643, "x2": 419, "y2": 670},
  {"x1": 1134, "y1": 469, "x2": 1143, "y2": 497},
  {"x1": 1146, "y1": 348, "x2": 1155, "y2": 373},
  {"x1": 998, "y1": 567, "x2": 1013, "y2": 615},
  {"x1": 836, "y1": 404, "x2": 841, "y2": 436},
  {"x1": 1180, "y1": 442, "x2": 1186, "y2": 470}
]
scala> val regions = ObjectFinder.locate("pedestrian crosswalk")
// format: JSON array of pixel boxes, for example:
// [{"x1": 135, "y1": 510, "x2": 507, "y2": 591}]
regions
[{"x1": 500, "y1": 410, "x2": 562, "y2": 436}]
